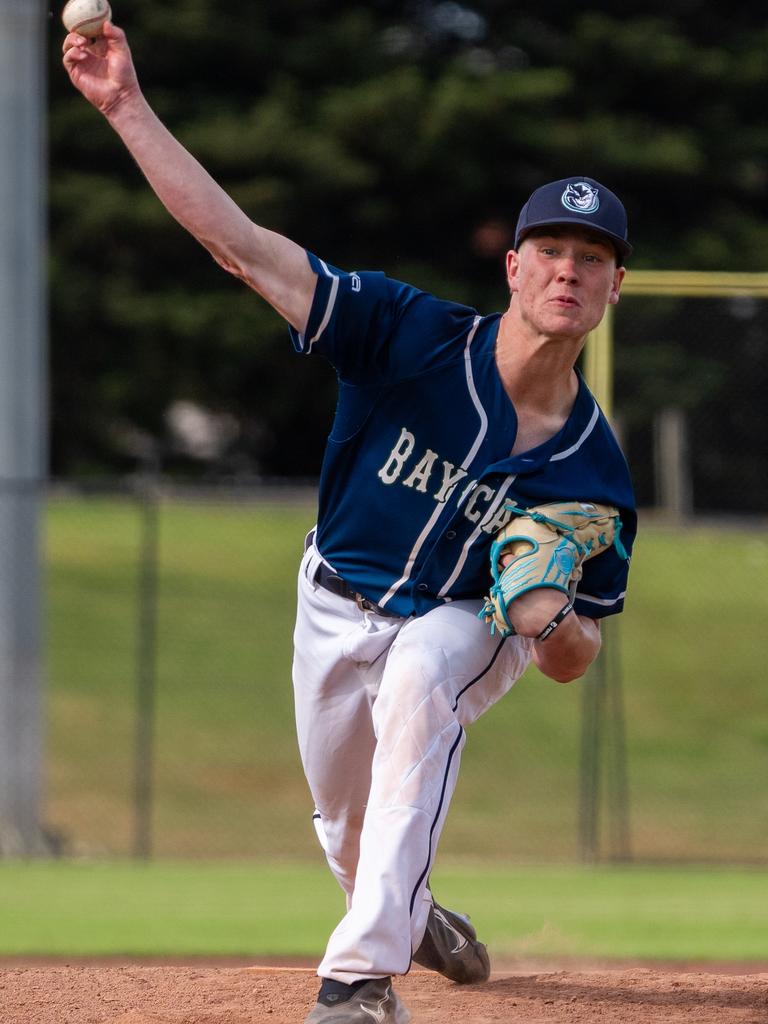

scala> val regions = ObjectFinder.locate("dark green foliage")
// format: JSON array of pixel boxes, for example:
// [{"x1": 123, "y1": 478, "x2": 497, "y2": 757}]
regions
[
  {"x1": 49, "y1": 2, "x2": 768, "y2": 478},
  {"x1": 615, "y1": 293, "x2": 768, "y2": 512}
]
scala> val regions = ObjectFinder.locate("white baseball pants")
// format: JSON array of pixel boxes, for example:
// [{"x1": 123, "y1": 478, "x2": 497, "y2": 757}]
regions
[{"x1": 292, "y1": 539, "x2": 533, "y2": 984}]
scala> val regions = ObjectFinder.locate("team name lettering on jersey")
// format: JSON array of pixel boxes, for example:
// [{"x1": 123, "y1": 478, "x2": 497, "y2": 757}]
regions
[{"x1": 377, "y1": 427, "x2": 513, "y2": 533}]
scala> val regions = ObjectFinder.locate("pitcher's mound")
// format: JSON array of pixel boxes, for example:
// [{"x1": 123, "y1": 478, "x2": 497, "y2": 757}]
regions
[{"x1": 2, "y1": 963, "x2": 767, "y2": 1024}]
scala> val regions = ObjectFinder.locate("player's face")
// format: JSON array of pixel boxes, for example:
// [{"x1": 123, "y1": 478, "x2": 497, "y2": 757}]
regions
[{"x1": 505, "y1": 228, "x2": 625, "y2": 342}]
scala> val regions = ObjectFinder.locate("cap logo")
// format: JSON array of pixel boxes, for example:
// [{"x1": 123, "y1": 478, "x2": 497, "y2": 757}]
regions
[{"x1": 561, "y1": 182, "x2": 599, "y2": 215}]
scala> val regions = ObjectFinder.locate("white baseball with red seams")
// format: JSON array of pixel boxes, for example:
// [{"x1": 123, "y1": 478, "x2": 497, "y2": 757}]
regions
[{"x1": 62, "y1": 0, "x2": 111, "y2": 38}]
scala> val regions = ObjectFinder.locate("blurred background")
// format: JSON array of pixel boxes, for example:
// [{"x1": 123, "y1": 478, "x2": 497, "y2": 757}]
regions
[{"x1": 1, "y1": 0, "x2": 766, "y2": 867}]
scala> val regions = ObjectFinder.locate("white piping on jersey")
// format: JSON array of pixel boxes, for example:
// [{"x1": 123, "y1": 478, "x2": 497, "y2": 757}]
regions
[
  {"x1": 305, "y1": 259, "x2": 340, "y2": 352},
  {"x1": 378, "y1": 501, "x2": 450, "y2": 609},
  {"x1": 577, "y1": 590, "x2": 626, "y2": 607},
  {"x1": 549, "y1": 399, "x2": 600, "y2": 461},
  {"x1": 377, "y1": 316, "x2": 487, "y2": 609},
  {"x1": 459, "y1": 317, "x2": 489, "y2": 466},
  {"x1": 437, "y1": 473, "x2": 517, "y2": 598}
]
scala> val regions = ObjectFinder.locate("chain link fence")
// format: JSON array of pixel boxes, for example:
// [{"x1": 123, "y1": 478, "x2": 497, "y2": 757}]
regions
[
  {"x1": 33, "y1": 287, "x2": 768, "y2": 864},
  {"x1": 606, "y1": 287, "x2": 768, "y2": 863}
]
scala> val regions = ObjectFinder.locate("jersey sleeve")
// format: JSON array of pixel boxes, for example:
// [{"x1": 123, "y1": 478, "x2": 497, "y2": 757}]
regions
[
  {"x1": 573, "y1": 506, "x2": 637, "y2": 619},
  {"x1": 287, "y1": 251, "x2": 477, "y2": 384}
]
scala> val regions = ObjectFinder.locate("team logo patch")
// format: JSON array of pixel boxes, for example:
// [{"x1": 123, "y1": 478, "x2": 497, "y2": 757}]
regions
[
  {"x1": 561, "y1": 181, "x2": 600, "y2": 215},
  {"x1": 554, "y1": 543, "x2": 576, "y2": 576}
]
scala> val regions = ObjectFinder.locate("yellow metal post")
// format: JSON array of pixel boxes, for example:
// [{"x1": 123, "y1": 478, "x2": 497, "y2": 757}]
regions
[
  {"x1": 580, "y1": 266, "x2": 768, "y2": 862},
  {"x1": 581, "y1": 303, "x2": 623, "y2": 863},
  {"x1": 622, "y1": 270, "x2": 768, "y2": 296},
  {"x1": 583, "y1": 305, "x2": 614, "y2": 420},
  {"x1": 583, "y1": 270, "x2": 768, "y2": 418}
]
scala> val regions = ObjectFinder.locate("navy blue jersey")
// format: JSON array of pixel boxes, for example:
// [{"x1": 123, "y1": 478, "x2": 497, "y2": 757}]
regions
[{"x1": 289, "y1": 253, "x2": 637, "y2": 620}]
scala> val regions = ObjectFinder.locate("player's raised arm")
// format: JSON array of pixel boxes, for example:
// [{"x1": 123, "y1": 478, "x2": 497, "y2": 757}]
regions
[{"x1": 62, "y1": 21, "x2": 316, "y2": 333}]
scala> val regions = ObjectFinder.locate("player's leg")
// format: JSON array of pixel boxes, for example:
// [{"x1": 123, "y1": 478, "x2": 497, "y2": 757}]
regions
[
  {"x1": 316, "y1": 600, "x2": 533, "y2": 982},
  {"x1": 292, "y1": 540, "x2": 404, "y2": 899}
]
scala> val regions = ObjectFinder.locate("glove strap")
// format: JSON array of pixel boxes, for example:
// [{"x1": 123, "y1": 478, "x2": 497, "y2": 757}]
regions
[{"x1": 536, "y1": 599, "x2": 575, "y2": 642}]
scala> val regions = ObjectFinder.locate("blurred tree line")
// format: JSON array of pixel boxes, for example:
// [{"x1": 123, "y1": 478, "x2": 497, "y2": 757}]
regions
[{"x1": 49, "y1": 1, "x2": 768, "y2": 489}]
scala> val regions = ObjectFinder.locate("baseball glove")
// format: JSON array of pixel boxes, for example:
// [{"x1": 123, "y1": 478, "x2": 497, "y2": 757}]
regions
[{"x1": 479, "y1": 501, "x2": 627, "y2": 640}]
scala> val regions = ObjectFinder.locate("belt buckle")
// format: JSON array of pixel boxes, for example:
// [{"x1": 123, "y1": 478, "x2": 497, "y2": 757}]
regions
[{"x1": 354, "y1": 592, "x2": 374, "y2": 613}]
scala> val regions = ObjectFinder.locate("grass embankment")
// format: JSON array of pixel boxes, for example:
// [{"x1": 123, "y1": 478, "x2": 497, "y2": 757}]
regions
[
  {"x1": 1, "y1": 860, "x2": 766, "y2": 960},
  {"x1": 44, "y1": 499, "x2": 768, "y2": 862}
]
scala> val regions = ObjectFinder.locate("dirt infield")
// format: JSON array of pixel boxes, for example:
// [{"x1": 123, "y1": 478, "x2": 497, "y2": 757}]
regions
[{"x1": 2, "y1": 962, "x2": 767, "y2": 1024}]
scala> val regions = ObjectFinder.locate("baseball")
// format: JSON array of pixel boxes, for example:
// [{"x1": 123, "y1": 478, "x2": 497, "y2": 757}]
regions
[{"x1": 62, "y1": 0, "x2": 111, "y2": 38}]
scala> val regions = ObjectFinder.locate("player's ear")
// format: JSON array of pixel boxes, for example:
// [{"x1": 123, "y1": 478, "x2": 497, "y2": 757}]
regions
[
  {"x1": 505, "y1": 249, "x2": 521, "y2": 295},
  {"x1": 608, "y1": 265, "x2": 626, "y2": 306}
]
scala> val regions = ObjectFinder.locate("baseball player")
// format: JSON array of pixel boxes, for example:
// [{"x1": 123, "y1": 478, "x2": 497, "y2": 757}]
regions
[{"x1": 64, "y1": 22, "x2": 636, "y2": 1024}]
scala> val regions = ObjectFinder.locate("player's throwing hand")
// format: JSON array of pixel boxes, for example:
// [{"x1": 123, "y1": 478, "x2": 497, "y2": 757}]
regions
[{"x1": 62, "y1": 21, "x2": 139, "y2": 117}]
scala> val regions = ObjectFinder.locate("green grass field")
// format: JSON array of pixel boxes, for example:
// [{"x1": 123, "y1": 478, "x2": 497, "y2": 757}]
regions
[
  {"x1": 43, "y1": 497, "x2": 768, "y2": 863},
  {"x1": 1, "y1": 860, "x2": 766, "y2": 961}
]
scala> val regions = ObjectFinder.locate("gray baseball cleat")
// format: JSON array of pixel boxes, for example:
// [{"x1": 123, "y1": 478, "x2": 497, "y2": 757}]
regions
[
  {"x1": 412, "y1": 901, "x2": 491, "y2": 984},
  {"x1": 304, "y1": 977, "x2": 411, "y2": 1024}
]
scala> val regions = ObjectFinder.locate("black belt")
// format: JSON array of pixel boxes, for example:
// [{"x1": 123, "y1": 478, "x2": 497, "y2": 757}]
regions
[{"x1": 313, "y1": 561, "x2": 401, "y2": 618}]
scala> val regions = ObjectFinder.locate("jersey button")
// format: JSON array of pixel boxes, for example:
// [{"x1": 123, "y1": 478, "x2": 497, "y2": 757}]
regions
[
  {"x1": 445, "y1": 530, "x2": 457, "y2": 540},
  {"x1": 417, "y1": 583, "x2": 429, "y2": 592}
]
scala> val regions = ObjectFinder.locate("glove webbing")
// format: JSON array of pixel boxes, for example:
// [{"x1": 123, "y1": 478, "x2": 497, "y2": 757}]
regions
[{"x1": 505, "y1": 504, "x2": 628, "y2": 561}]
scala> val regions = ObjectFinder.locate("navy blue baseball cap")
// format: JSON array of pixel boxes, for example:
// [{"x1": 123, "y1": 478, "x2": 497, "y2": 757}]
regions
[{"x1": 514, "y1": 176, "x2": 632, "y2": 263}]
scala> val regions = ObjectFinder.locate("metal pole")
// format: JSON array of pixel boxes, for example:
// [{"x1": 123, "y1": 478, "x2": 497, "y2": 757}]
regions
[
  {"x1": 605, "y1": 621, "x2": 631, "y2": 861},
  {"x1": 583, "y1": 305, "x2": 614, "y2": 419},
  {"x1": 579, "y1": 306, "x2": 613, "y2": 864},
  {"x1": 580, "y1": 306, "x2": 633, "y2": 863},
  {"x1": 578, "y1": 653, "x2": 602, "y2": 862},
  {"x1": 133, "y1": 484, "x2": 160, "y2": 860},
  {"x1": 0, "y1": 0, "x2": 47, "y2": 856}
]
